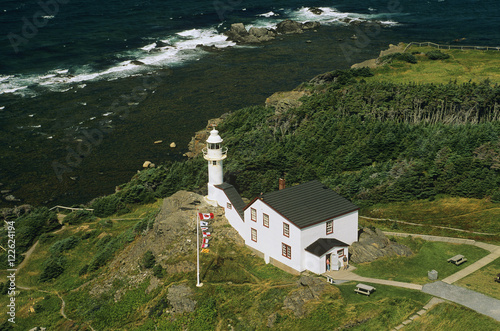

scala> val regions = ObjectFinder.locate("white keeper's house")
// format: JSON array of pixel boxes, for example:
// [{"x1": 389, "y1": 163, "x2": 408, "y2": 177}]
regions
[{"x1": 203, "y1": 128, "x2": 359, "y2": 275}]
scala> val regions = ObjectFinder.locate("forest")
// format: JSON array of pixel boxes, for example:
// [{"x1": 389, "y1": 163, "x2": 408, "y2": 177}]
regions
[{"x1": 97, "y1": 68, "x2": 500, "y2": 209}]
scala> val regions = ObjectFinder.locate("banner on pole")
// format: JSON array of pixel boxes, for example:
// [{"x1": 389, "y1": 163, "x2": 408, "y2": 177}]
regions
[{"x1": 199, "y1": 213, "x2": 214, "y2": 220}]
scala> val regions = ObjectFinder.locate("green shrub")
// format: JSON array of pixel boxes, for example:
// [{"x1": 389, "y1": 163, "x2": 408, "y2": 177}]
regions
[
  {"x1": 63, "y1": 210, "x2": 96, "y2": 225},
  {"x1": 40, "y1": 255, "x2": 66, "y2": 282},
  {"x1": 142, "y1": 250, "x2": 155, "y2": 269},
  {"x1": 153, "y1": 264, "x2": 164, "y2": 278},
  {"x1": 490, "y1": 189, "x2": 500, "y2": 202},
  {"x1": 380, "y1": 52, "x2": 417, "y2": 64},
  {"x1": 426, "y1": 50, "x2": 450, "y2": 60},
  {"x1": 49, "y1": 236, "x2": 80, "y2": 254},
  {"x1": 39, "y1": 233, "x2": 55, "y2": 244},
  {"x1": 79, "y1": 264, "x2": 89, "y2": 276},
  {"x1": 90, "y1": 194, "x2": 126, "y2": 217},
  {"x1": 88, "y1": 236, "x2": 124, "y2": 272}
]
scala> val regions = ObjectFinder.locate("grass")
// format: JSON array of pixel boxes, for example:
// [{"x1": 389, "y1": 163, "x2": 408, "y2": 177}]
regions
[
  {"x1": 361, "y1": 196, "x2": 500, "y2": 244},
  {"x1": 456, "y1": 255, "x2": 500, "y2": 300},
  {"x1": 352, "y1": 237, "x2": 490, "y2": 284},
  {"x1": 367, "y1": 46, "x2": 500, "y2": 84},
  {"x1": 3, "y1": 195, "x2": 499, "y2": 330},
  {"x1": 405, "y1": 302, "x2": 500, "y2": 330}
]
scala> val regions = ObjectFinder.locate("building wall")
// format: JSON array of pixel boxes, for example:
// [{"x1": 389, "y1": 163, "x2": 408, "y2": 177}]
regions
[
  {"x1": 214, "y1": 187, "x2": 245, "y2": 235},
  {"x1": 333, "y1": 211, "x2": 358, "y2": 245},
  {"x1": 243, "y1": 199, "x2": 303, "y2": 272}
]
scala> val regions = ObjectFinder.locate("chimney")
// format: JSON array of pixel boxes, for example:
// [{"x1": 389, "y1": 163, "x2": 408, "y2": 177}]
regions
[{"x1": 279, "y1": 178, "x2": 286, "y2": 190}]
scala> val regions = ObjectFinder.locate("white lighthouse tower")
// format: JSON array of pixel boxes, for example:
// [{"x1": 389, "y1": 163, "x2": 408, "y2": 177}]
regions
[{"x1": 203, "y1": 127, "x2": 227, "y2": 204}]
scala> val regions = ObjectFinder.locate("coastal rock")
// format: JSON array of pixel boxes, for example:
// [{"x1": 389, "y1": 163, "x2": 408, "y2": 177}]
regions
[
  {"x1": 155, "y1": 40, "x2": 170, "y2": 48},
  {"x1": 130, "y1": 60, "x2": 145, "y2": 66},
  {"x1": 4, "y1": 194, "x2": 20, "y2": 202},
  {"x1": 224, "y1": 23, "x2": 276, "y2": 44},
  {"x1": 143, "y1": 161, "x2": 155, "y2": 168},
  {"x1": 302, "y1": 21, "x2": 321, "y2": 30},
  {"x1": 309, "y1": 7, "x2": 323, "y2": 15},
  {"x1": 248, "y1": 27, "x2": 277, "y2": 42},
  {"x1": 349, "y1": 227, "x2": 413, "y2": 264},
  {"x1": 170, "y1": 142, "x2": 176, "y2": 148},
  {"x1": 276, "y1": 20, "x2": 304, "y2": 34}
]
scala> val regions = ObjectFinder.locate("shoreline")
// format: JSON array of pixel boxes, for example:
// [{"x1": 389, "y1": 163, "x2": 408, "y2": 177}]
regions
[{"x1": 0, "y1": 26, "x2": 395, "y2": 209}]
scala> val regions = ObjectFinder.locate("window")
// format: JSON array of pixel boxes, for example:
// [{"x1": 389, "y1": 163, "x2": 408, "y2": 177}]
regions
[
  {"x1": 251, "y1": 228, "x2": 257, "y2": 242},
  {"x1": 282, "y1": 243, "x2": 291, "y2": 259},
  {"x1": 227, "y1": 202, "x2": 232, "y2": 209},
  {"x1": 263, "y1": 213, "x2": 269, "y2": 228},
  {"x1": 208, "y1": 143, "x2": 221, "y2": 150},
  {"x1": 338, "y1": 249, "x2": 345, "y2": 256},
  {"x1": 251, "y1": 208, "x2": 257, "y2": 222},
  {"x1": 326, "y1": 220, "x2": 333, "y2": 235},
  {"x1": 283, "y1": 223, "x2": 289, "y2": 237},
  {"x1": 212, "y1": 161, "x2": 217, "y2": 165}
]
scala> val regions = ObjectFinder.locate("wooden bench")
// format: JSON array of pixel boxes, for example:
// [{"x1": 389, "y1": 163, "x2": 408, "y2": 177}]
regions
[
  {"x1": 354, "y1": 283, "x2": 376, "y2": 296},
  {"x1": 447, "y1": 254, "x2": 467, "y2": 265}
]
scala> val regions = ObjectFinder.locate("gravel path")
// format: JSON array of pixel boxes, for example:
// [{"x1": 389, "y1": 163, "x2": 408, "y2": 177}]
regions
[{"x1": 422, "y1": 281, "x2": 500, "y2": 321}]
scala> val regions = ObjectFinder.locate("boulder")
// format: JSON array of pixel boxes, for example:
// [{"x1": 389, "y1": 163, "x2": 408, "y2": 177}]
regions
[
  {"x1": 130, "y1": 60, "x2": 145, "y2": 66},
  {"x1": 302, "y1": 21, "x2": 321, "y2": 30},
  {"x1": 276, "y1": 20, "x2": 304, "y2": 34},
  {"x1": 309, "y1": 7, "x2": 323, "y2": 15},
  {"x1": 143, "y1": 161, "x2": 155, "y2": 168},
  {"x1": 248, "y1": 27, "x2": 277, "y2": 42},
  {"x1": 225, "y1": 23, "x2": 276, "y2": 43},
  {"x1": 349, "y1": 227, "x2": 413, "y2": 264},
  {"x1": 155, "y1": 40, "x2": 170, "y2": 48},
  {"x1": 4, "y1": 195, "x2": 20, "y2": 202},
  {"x1": 170, "y1": 142, "x2": 176, "y2": 148}
]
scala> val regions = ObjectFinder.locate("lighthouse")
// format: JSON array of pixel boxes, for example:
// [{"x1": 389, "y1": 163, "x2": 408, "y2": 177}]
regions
[{"x1": 203, "y1": 127, "x2": 227, "y2": 204}]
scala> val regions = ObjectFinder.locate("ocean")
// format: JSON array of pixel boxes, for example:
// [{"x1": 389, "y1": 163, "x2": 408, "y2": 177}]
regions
[{"x1": 0, "y1": 0, "x2": 499, "y2": 207}]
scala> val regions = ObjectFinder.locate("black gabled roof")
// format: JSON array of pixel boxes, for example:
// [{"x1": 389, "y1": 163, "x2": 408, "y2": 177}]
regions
[
  {"x1": 257, "y1": 180, "x2": 359, "y2": 229},
  {"x1": 215, "y1": 183, "x2": 245, "y2": 220},
  {"x1": 305, "y1": 238, "x2": 349, "y2": 257}
]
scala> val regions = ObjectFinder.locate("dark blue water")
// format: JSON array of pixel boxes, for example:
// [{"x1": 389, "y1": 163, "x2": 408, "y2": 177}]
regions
[{"x1": 0, "y1": 0, "x2": 499, "y2": 207}]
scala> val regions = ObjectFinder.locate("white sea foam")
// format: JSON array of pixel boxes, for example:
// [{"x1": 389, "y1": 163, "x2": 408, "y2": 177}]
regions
[
  {"x1": 1, "y1": 6, "x2": 399, "y2": 98},
  {"x1": 258, "y1": 11, "x2": 278, "y2": 18},
  {"x1": 287, "y1": 6, "x2": 399, "y2": 26}
]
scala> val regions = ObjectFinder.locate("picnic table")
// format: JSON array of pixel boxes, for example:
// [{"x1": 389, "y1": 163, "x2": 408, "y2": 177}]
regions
[
  {"x1": 447, "y1": 254, "x2": 467, "y2": 265},
  {"x1": 354, "y1": 283, "x2": 376, "y2": 296}
]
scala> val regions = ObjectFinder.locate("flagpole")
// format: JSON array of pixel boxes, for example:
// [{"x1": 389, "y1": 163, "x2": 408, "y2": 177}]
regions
[{"x1": 196, "y1": 210, "x2": 203, "y2": 287}]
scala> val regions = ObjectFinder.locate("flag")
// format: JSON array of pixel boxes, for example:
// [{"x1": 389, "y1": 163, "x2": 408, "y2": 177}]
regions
[
  {"x1": 199, "y1": 213, "x2": 214, "y2": 220},
  {"x1": 200, "y1": 221, "x2": 209, "y2": 227},
  {"x1": 201, "y1": 248, "x2": 210, "y2": 253},
  {"x1": 201, "y1": 227, "x2": 208, "y2": 231},
  {"x1": 202, "y1": 243, "x2": 209, "y2": 248},
  {"x1": 203, "y1": 238, "x2": 209, "y2": 244},
  {"x1": 203, "y1": 232, "x2": 211, "y2": 237}
]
